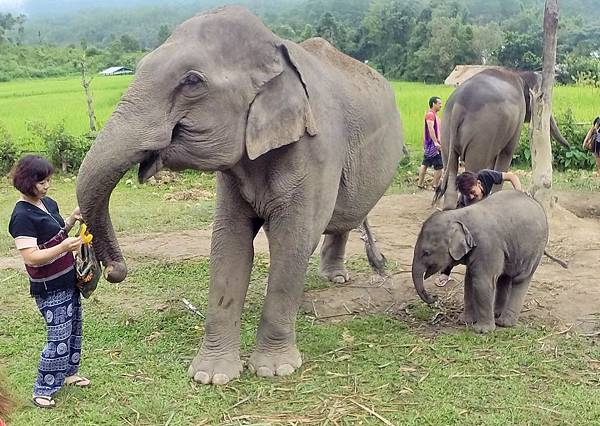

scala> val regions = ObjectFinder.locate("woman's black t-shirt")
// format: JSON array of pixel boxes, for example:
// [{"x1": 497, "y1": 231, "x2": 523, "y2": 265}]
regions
[{"x1": 8, "y1": 197, "x2": 76, "y2": 296}]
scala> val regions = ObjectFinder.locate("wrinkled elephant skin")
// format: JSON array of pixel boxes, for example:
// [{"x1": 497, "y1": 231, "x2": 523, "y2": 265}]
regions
[
  {"x1": 76, "y1": 6, "x2": 404, "y2": 385},
  {"x1": 412, "y1": 191, "x2": 548, "y2": 333}
]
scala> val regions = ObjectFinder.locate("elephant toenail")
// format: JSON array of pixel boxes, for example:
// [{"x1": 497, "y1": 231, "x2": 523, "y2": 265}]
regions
[
  {"x1": 194, "y1": 371, "x2": 211, "y2": 384},
  {"x1": 212, "y1": 374, "x2": 230, "y2": 385},
  {"x1": 256, "y1": 366, "x2": 274, "y2": 377},
  {"x1": 332, "y1": 275, "x2": 347, "y2": 284},
  {"x1": 276, "y1": 364, "x2": 295, "y2": 376}
]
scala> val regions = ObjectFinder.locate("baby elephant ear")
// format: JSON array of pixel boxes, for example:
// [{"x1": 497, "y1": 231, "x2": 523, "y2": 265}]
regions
[
  {"x1": 245, "y1": 42, "x2": 318, "y2": 161},
  {"x1": 449, "y1": 221, "x2": 476, "y2": 261}
]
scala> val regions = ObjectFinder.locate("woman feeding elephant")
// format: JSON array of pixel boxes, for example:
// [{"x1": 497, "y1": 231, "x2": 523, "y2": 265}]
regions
[{"x1": 8, "y1": 156, "x2": 91, "y2": 409}]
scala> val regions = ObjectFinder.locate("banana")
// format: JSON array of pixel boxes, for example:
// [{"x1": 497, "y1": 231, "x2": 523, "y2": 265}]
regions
[{"x1": 79, "y1": 223, "x2": 94, "y2": 244}]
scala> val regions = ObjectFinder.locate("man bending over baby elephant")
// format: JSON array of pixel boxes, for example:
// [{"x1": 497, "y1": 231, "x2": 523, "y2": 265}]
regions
[
  {"x1": 412, "y1": 190, "x2": 566, "y2": 333},
  {"x1": 456, "y1": 169, "x2": 522, "y2": 208}
]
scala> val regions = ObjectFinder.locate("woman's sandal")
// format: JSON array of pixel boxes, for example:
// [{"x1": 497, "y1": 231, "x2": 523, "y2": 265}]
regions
[
  {"x1": 65, "y1": 375, "x2": 91, "y2": 388},
  {"x1": 32, "y1": 395, "x2": 56, "y2": 409}
]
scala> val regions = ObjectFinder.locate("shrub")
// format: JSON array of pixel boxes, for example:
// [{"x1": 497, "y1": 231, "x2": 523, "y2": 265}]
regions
[
  {"x1": 27, "y1": 121, "x2": 91, "y2": 173},
  {"x1": 512, "y1": 109, "x2": 596, "y2": 171},
  {"x1": 0, "y1": 125, "x2": 20, "y2": 175},
  {"x1": 557, "y1": 55, "x2": 600, "y2": 86}
]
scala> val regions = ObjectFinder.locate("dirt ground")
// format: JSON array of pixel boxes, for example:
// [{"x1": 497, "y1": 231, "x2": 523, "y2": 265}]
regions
[{"x1": 2, "y1": 190, "x2": 599, "y2": 334}]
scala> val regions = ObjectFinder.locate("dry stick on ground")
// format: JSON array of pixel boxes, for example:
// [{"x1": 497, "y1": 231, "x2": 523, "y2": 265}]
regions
[
  {"x1": 164, "y1": 412, "x2": 176, "y2": 426},
  {"x1": 348, "y1": 399, "x2": 395, "y2": 426}
]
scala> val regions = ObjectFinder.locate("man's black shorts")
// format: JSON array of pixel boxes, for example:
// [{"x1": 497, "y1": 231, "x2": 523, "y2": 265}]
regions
[{"x1": 422, "y1": 153, "x2": 443, "y2": 170}]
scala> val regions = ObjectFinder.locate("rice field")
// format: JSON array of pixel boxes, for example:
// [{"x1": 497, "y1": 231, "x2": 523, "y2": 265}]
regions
[
  {"x1": 0, "y1": 75, "x2": 134, "y2": 150},
  {"x1": 1, "y1": 75, "x2": 600, "y2": 154}
]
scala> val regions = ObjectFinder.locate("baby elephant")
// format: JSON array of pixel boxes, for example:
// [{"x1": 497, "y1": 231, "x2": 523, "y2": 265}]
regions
[{"x1": 411, "y1": 191, "x2": 560, "y2": 333}]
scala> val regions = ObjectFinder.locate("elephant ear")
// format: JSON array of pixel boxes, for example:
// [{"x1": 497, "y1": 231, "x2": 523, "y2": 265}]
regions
[
  {"x1": 245, "y1": 42, "x2": 318, "y2": 161},
  {"x1": 449, "y1": 221, "x2": 476, "y2": 261}
]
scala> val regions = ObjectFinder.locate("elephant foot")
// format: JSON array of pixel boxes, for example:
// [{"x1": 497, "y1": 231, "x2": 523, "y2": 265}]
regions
[
  {"x1": 495, "y1": 314, "x2": 518, "y2": 328},
  {"x1": 319, "y1": 265, "x2": 349, "y2": 284},
  {"x1": 458, "y1": 311, "x2": 475, "y2": 325},
  {"x1": 472, "y1": 321, "x2": 496, "y2": 334},
  {"x1": 248, "y1": 345, "x2": 302, "y2": 378},
  {"x1": 187, "y1": 351, "x2": 243, "y2": 385}
]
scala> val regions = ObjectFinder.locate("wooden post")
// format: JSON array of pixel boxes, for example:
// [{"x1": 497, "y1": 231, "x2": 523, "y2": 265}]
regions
[{"x1": 529, "y1": 0, "x2": 559, "y2": 206}]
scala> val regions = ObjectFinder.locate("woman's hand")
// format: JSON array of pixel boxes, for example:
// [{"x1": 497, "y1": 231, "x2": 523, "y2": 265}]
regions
[
  {"x1": 61, "y1": 236, "x2": 83, "y2": 252},
  {"x1": 65, "y1": 207, "x2": 82, "y2": 229}
]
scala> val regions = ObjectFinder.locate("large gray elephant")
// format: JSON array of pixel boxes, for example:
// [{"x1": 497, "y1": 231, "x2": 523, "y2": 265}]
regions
[
  {"x1": 435, "y1": 69, "x2": 569, "y2": 210},
  {"x1": 412, "y1": 191, "x2": 566, "y2": 333},
  {"x1": 76, "y1": 6, "x2": 404, "y2": 384}
]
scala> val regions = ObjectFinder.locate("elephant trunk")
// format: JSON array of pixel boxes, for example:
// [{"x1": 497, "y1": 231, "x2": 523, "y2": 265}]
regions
[
  {"x1": 76, "y1": 108, "x2": 166, "y2": 283},
  {"x1": 550, "y1": 115, "x2": 569, "y2": 148},
  {"x1": 411, "y1": 263, "x2": 437, "y2": 305}
]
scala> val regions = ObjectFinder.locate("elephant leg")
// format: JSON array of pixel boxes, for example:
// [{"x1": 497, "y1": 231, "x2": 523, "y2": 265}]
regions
[
  {"x1": 319, "y1": 232, "x2": 349, "y2": 283},
  {"x1": 460, "y1": 270, "x2": 476, "y2": 324},
  {"x1": 491, "y1": 138, "x2": 518, "y2": 194},
  {"x1": 469, "y1": 267, "x2": 496, "y2": 333},
  {"x1": 494, "y1": 275, "x2": 512, "y2": 319},
  {"x1": 188, "y1": 176, "x2": 261, "y2": 385},
  {"x1": 443, "y1": 149, "x2": 460, "y2": 210},
  {"x1": 248, "y1": 221, "x2": 319, "y2": 378},
  {"x1": 496, "y1": 276, "x2": 531, "y2": 327}
]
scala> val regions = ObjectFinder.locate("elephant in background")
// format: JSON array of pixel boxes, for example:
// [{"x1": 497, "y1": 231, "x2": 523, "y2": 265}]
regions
[
  {"x1": 412, "y1": 191, "x2": 557, "y2": 333},
  {"x1": 435, "y1": 69, "x2": 570, "y2": 210},
  {"x1": 76, "y1": 6, "x2": 404, "y2": 384}
]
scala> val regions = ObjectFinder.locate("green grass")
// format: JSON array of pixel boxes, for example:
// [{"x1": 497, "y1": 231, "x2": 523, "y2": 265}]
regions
[
  {"x1": 0, "y1": 75, "x2": 133, "y2": 150},
  {"x1": 1, "y1": 260, "x2": 599, "y2": 425},
  {"x1": 391, "y1": 81, "x2": 455, "y2": 153}
]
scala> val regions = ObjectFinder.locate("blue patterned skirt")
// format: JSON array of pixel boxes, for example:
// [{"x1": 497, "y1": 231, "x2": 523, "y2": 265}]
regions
[{"x1": 33, "y1": 287, "x2": 83, "y2": 396}]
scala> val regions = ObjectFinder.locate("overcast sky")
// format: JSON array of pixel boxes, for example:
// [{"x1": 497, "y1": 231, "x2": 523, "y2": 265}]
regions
[{"x1": 0, "y1": 0, "x2": 25, "y2": 10}]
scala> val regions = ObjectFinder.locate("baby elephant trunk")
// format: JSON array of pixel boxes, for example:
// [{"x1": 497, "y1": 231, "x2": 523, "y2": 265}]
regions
[{"x1": 411, "y1": 264, "x2": 437, "y2": 305}]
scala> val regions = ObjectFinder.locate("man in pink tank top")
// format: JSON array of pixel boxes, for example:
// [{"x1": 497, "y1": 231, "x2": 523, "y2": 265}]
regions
[{"x1": 417, "y1": 96, "x2": 443, "y2": 190}]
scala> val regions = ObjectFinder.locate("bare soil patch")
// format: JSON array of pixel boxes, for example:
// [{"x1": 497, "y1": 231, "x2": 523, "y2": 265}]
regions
[
  {"x1": 556, "y1": 190, "x2": 600, "y2": 219},
  {"x1": 2, "y1": 191, "x2": 599, "y2": 334}
]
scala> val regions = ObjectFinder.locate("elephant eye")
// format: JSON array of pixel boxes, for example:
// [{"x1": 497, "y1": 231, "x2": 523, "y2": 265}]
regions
[
  {"x1": 422, "y1": 250, "x2": 431, "y2": 257},
  {"x1": 181, "y1": 72, "x2": 203, "y2": 85},
  {"x1": 178, "y1": 71, "x2": 208, "y2": 97}
]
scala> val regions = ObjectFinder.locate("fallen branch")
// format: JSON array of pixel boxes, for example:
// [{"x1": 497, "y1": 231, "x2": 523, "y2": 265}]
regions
[
  {"x1": 165, "y1": 411, "x2": 175, "y2": 426},
  {"x1": 182, "y1": 298, "x2": 205, "y2": 319},
  {"x1": 348, "y1": 398, "x2": 395, "y2": 426},
  {"x1": 449, "y1": 372, "x2": 524, "y2": 379}
]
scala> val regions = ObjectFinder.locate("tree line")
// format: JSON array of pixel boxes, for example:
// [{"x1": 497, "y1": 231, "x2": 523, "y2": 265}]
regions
[{"x1": 0, "y1": 0, "x2": 599, "y2": 84}]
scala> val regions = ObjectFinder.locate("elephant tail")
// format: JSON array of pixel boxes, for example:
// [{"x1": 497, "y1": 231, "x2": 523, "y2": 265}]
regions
[
  {"x1": 543, "y1": 249, "x2": 568, "y2": 269},
  {"x1": 550, "y1": 115, "x2": 570, "y2": 148},
  {"x1": 432, "y1": 175, "x2": 447, "y2": 206},
  {"x1": 360, "y1": 218, "x2": 386, "y2": 274},
  {"x1": 432, "y1": 140, "x2": 459, "y2": 208},
  {"x1": 432, "y1": 110, "x2": 461, "y2": 208}
]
